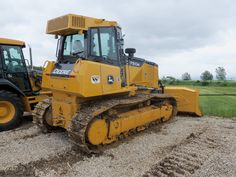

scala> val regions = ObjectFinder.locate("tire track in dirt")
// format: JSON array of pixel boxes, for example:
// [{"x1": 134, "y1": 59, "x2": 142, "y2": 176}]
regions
[
  {"x1": 143, "y1": 126, "x2": 222, "y2": 177},
  {"x1": 0, "y1": 132, "x2": 74, "y2": 172},
  {"x1": 0, "y1": 125, "x2": 41, "y2": 146},
  {"x1": 56, "y1": 117, "x2": 209, "y2": 177},
  {"x1": 0, "y1": 147, "x2": 89, "y2": 177}
]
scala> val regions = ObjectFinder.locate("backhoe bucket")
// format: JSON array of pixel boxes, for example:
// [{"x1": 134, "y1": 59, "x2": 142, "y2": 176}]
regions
[{"x1": 165, "y1": 87, "x2": 202, "y2": 117}]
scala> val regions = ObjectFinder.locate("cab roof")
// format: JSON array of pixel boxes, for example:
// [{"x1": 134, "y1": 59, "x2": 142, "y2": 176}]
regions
[
  {"x1": 0, "y1": 38, "x2": 25, "y2": 46},
  {"x1": 47, "y1": 14, "x2": 118, "y2": 35}
]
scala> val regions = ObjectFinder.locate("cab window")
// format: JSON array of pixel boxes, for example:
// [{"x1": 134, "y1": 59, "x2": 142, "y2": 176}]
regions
[
  {"x1": 90, "y1": 27, "x2": 118, "y2": 62},
  {"x1": 100, "y1": 28, "x2": 117, "y2": 60},
  {"x1": 1, "y1": 45, "x2": 27, "y2": 73},
  {"x1": 90, "y1": 28, "x2": 100, "y2": 56},
  {"x1": 63, "y1": 33, "x2": 85, "y2": 57}
]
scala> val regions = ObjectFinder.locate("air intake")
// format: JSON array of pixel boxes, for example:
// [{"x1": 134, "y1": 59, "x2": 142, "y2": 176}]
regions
[
  {"x1": 71, "y1": 16, "x2": 85, "y2": 29},
  {"x1": 46, "y1": 14, "x2": 86, "y2": 35},
  {"x1": 46, "y1": 14, "x2": 118, "y2": 35}
]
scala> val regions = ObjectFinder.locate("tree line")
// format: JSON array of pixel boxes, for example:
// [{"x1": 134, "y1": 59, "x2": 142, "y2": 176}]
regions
[
  {"x1": 181, "y1": 66, "x2": 226, "y2": 81},
  {"x1": 163, "y1": 66, "x2": 226, "y2": 81},
  {"x1": 162, "y1": 67, "x2": 230, "y2": 86}
]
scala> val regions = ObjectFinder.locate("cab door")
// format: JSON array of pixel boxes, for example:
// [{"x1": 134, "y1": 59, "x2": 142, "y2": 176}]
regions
[
  {"x1": 0, "y1": 45, "x2": 32, "y2": 93},
  {"x1": 100, "y1": 63, "x2": 121, "y2": 93},
  {"x1": 89, "y1": 27, "x2": 121, "y2": 93}
]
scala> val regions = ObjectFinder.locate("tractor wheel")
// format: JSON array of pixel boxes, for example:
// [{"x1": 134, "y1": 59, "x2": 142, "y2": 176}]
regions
[{"x1": 0, "y1": 90, "x2": 23, "y2": 131}]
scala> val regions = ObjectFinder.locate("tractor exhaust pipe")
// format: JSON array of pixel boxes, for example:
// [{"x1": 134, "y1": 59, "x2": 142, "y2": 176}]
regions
[{"x1": 28, "y1": 44, "x2": 33, "y2": 71}]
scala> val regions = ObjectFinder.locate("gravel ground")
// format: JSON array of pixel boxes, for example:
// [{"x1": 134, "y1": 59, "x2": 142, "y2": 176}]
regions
[{"x1": 0, "y1": 116, "x2": 235, "y2": 177}]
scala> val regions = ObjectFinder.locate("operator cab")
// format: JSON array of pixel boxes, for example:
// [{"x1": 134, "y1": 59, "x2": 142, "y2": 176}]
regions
[
  {"x1": 57, "y1": 26, "x2": 123, "y2": 67},
  {"x1": 48, "y1": 14, "x2": 150, "y2": 87},
  {"x1": 0, "y1": 38, "x2": 32, "y2": 94}
]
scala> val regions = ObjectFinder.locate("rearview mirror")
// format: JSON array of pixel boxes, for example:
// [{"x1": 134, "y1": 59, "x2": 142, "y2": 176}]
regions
[{"x1": 125, "y1": 48, "x2": 136, "y2": 57}]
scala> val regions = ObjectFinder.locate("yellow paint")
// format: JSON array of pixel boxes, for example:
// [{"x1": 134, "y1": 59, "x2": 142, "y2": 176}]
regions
[
  {"x1": 101, "y1": 64, "x2": 121, "y2": 93},
  {"x1": 84, "y1": 102, "x2": 174, "y2": 146},
  {"x1": 108, "y1": 105, "x2": 172, "y2": 139},
  {"x1": 165, "y1": 87, "x2": 202, "y2": 116},
  {"x1": 87, "y1": 119, "x2": 108, "y2": 145},
  {"x1": 22, "y1": 93, "x2": 51, "y2": 112},
  {"x1": 104, "y1": 104, "x2": 171, "y2": 144},
  {"x1": 42, "y1": 59, "x2": 201, "y2": 133},
  {"x1": 40, "y1": 13, "x2": 202, "y2": 144},
  {"x1": 42, "y1": 60, "x2": 132, "y2": 97},
  {"x1": 0, "y1": 101, "x2": 15, "y2": 124},
  {"x1": 51, "y1": 92, "x2": 78, "y2": 128},
  {"x1": 126, "y1": 63, "x2": 159, "y2": 88},
  {"x1": 47, "y1": 14, "x2": 118, "y2": 35},
  {"x1": 0, "y1": 38, "x2": 25, "y2": 46}
]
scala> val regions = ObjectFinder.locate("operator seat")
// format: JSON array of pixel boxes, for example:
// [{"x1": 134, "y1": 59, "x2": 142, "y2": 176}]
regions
[{"x1": 72, "y1": 40, "x2": 83, "y2": 54}]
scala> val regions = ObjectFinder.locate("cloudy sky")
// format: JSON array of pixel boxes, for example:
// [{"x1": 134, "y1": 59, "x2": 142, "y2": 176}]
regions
[{"x1": 1, "y1": 0, "x2": 236, "y2": 79}]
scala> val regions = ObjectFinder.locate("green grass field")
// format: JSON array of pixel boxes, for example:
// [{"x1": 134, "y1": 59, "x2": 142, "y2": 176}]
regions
[{"x1": 182, "y1": 86, "x2": 236, "y2": 117}]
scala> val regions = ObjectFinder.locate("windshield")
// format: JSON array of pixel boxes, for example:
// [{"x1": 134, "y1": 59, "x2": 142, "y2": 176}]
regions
[
  {"x1": 1, "y1": 45, "x2": 27, "y2": 73},
  {"x1": 63, "y1": 33, "x2": 85, "y2": 58}
]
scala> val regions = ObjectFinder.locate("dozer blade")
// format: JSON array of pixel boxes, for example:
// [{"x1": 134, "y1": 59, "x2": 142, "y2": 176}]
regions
[{"x1": 165, "y1": 87, "x2": 202, "y2": 117}]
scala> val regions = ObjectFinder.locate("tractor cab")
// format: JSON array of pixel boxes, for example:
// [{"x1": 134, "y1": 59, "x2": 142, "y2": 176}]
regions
[
  {"x1": 0, "y1": 38, "x2": 34, "y2": 95},
  {"x1": 0, "y1": 38, "x2": 49, "y2": 131},
  {"x1": 56, "y1": 26, "x2": 123, "y2": 67}
]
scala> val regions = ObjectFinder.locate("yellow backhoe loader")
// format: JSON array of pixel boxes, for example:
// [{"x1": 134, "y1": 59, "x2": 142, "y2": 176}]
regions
[
  {"x1": 33, "y1": 14, "x2": 202, "y2": 153},
  {"x1": 0, "y1": 38, "x2": 50, "y2": 131}
]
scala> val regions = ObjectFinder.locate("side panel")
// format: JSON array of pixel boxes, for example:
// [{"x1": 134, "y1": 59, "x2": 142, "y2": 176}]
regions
[
  {"x1": 101, "y1": 63, "x2": 121, "y2": 93},
  {"x1": 77, "y1": 60, "x2": 103, "y2": 96},
  {"x1": 42, "y1": 60, "x2": 126, "y2": 97},
  {"x1": 42, "y1": 60, "x2": 103, "y2": 97},
  {"x1": 126, "y1": 63, "x2": 159, "y2": 88}
]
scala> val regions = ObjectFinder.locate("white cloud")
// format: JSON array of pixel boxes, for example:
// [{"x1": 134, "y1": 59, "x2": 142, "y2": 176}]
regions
[
  {"x1": 0, "y1": 0, "x2": 236, "y2": 79},
  {"x1": 158, "y1": 29, "x2": 236, "y2": 79}
]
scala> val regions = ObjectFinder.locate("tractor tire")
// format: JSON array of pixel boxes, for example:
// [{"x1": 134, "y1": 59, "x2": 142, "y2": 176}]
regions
[{"x1": 0, "y1": 90, "x2": 23, "y2": 131}]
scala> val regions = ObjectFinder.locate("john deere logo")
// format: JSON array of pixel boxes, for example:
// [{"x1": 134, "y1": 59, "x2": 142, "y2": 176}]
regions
[{"x1": 107, "y1": 75, "x2": 114, "y2": 84}]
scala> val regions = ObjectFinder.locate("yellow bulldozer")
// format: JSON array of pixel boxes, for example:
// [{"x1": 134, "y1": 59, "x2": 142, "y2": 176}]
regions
[
  {"x1": 0, "y1": 38, "x2": 50, "y2": 131},
  {"x1": 33, "y1": 14, "x2": 202, "y2": 153}
]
